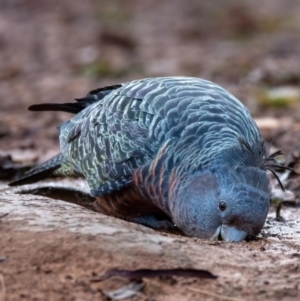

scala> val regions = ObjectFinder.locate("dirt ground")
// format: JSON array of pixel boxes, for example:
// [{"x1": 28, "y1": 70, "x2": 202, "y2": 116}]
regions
[
  {"x1": 1, "y1": 0, "x2": 300, "y2": 300},
  {"x1": 1, "y1": 184, "x2": 300, "y2": 301}
]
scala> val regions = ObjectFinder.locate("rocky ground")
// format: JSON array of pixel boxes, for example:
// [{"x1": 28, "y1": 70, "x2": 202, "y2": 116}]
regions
[{"x1": 1, "y1": 0, "x2": 300, "y2": 300}]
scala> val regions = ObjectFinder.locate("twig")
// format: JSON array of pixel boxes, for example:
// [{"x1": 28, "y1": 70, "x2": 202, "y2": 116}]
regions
[
  {"x1": 188, "y1": 287, "x2": 244, "y2": 301},
  {"x1": 0, "y1": 274, "x2": 6, "y2": 301}
]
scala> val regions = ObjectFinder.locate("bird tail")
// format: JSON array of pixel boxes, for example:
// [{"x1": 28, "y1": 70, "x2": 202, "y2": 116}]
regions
[
  {"x1": 9, "y1": 153, "x2": 71, "y2": 186},
  {"x1": 28, "y1": 84, "x2": 122, "y2": 114},
  {"x1": 28, "y1": 100, "x2": 94, "y2": 114}
]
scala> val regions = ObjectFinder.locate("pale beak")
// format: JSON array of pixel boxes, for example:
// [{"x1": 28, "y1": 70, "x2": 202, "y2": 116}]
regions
[
  {"x1": 210, "y1": 226, "x2": 222, "y2": 241},
  {"x1": 220, "y1": 225, "x2": 247, "y2": 242}
]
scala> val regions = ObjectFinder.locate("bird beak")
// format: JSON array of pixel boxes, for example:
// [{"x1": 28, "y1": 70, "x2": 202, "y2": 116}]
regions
[
  {"x1": 220, "y1": 225, "x2": 247, "y2": 242},
  {"x1": 210, "y1": 226, "x2": 222, "y2": 241}
]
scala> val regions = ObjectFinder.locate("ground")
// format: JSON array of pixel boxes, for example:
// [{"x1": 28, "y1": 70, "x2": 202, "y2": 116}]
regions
[{"x1": 1, "y1": 1, "x2": 300, "y2": 300}]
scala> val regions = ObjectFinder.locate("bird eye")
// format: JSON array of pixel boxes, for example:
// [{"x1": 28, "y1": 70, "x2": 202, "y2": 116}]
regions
[{"x1": 219, "y1": 201, "x2": 227, "y2": 211}]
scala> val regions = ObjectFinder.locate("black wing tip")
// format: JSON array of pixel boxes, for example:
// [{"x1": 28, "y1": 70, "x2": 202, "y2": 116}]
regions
[
  {"x1": 28, "y1": 103, "x2": 64, "y2": 112},
  {"x1": 9, "y1": 178, "x2": 26, "y2": 187},
  {"x1": 9, "y1": 165, "x2": 60, "y2": 187},
  {"x1": 28, "y1": 104, "x2": 43, "y2": 111},
  {"x1": 28, "y1": 83, "x2": 123, "y2": 113},
  {"x1": 9, "y1": 175, "x2": 37, "y2": 187},
  {"x1": 28, "y1": 103, "x2": 81, "y2": 114}
]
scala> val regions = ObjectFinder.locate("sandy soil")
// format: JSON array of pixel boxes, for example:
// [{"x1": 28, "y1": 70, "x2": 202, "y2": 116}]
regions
[{"x1": 1, "y1": 1, "x2": 300, "y2": 300}]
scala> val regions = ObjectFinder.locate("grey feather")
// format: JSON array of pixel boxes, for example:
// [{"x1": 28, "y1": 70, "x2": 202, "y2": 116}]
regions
[{"x1": 10, "y1": 77, "x2": 285, "y2": 241}]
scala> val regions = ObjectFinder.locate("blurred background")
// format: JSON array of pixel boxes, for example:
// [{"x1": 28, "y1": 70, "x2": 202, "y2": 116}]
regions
[{"x1": 1, "y1": 0, "x2": 300, "y2": 159}]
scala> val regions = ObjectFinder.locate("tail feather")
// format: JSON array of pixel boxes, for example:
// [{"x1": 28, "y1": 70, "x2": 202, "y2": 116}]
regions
[
  {"x1": 29, "y1": 103, "x2": 86, "y2": 114},
  {"x1": 28, "y1": 98, "x2": 95, "y2": 114},
  {"x1": 9, "y1": 154, "x2": 64, "y2": 186},
  {"x1": 28, "y1": 84, "x2": 122, "y2": 114},
  {"x1": 11, "y1": 84, "x2": 123, "y2": 185}
]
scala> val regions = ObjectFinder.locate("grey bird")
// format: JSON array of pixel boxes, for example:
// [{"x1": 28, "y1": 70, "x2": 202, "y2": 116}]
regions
[{"x1": 10, "y1": 77, "x2": 287, "y2": 242}]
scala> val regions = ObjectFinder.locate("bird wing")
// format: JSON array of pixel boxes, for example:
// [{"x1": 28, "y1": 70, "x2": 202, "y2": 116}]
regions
[
  {"x1": 59, "y1": 78, "x2": 174, "y2": 196},
  {"x1": 59, "y1": 76, "x2": 209, "y2": 196}
]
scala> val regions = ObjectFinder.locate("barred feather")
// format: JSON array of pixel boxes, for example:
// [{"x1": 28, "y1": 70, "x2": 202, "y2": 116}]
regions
[{"x1": 10, "y1": 77, "x2": 286, "y2": 231}]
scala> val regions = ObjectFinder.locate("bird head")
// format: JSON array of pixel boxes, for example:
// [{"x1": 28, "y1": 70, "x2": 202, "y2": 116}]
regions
[{"x1": 170, "y1": 165, "x2": 270, "y2": 242}]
